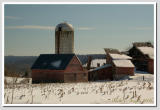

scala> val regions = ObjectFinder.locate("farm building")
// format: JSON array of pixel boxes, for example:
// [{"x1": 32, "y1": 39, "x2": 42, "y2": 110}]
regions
[
  {"x1": 128, "y1": 42, "x2": 154, "y2": 74},
  {"x1": 104, "y1": 48, "x2": 135, "y2": 80},
  {"x1": 31, "y1": 22, "x2": 88, "y2": 83},
  {"x1": 88, "y1": 64, "x2": 112, "y2": 81},
  {"x1": 31, "y1": 54, "x2": 88, "y2": 83}
]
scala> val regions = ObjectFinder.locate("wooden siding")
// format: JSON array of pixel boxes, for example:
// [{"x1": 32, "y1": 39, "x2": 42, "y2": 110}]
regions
[
  {"x1": 113, "y1": 67, "x2": 134, "y2": 80},
  {"x1": 88, "y1": 66, "x2": 113, "y2": 81},
  {"x1": 32, "y1": 69, "x2": 64, "y2": 83},
  {"x1": 148, "y1": 59, "x2": 154, "y2": 74},
  {"x1": 64, "y1": 56, "x2": 88, "y2": 82}
]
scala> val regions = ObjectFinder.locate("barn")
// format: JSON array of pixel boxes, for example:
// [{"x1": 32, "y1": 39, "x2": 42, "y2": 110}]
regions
[
  {"x1": 31, "y1": 54, "x2": 88, "y2": 83},
  {"x1": 128, "y1": 42, "x2": 154, "y2": 74},
  {"x1": 104, "y1": 48, "x2": 135, "y2": 80},
  {"x1": 88, "y1": 64, "x2": 112, "y2": 81},
  {"x1": 112, "y1": 60, "x2": 135, "y2": 79}
]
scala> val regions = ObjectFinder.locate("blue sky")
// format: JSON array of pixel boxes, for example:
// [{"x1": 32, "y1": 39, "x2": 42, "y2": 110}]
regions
[{"x1": 4, "y1": 4, "x2": 154, "y2": 56}]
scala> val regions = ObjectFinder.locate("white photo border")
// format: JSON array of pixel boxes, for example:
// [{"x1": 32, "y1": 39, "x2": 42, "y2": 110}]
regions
[{"x1": 1, "y1": 2, "x2": 157, "y2": 107}]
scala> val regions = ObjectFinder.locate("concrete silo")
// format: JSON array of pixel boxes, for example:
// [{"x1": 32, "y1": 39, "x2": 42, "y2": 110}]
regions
[{"x1": 55, "y1": 22, "x2": 74, "y2": 54}]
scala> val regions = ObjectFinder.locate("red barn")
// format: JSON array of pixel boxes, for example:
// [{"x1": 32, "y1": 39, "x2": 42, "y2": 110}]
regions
[
  {"x1": 128, "y1": 42, "x2": 154, "y2": 74},
  {"x1": 104, "y1": 48, "x2": 135, "y2": 80},
  {"x1": 112, "y1": 60, "x2": 135, "y2": 79},
  {"x1": 31, "y1": 54, "x2": 88, "y2": 83},
  {"x1": 88, "y1": 64, "x2": 113, "y2": 81}
]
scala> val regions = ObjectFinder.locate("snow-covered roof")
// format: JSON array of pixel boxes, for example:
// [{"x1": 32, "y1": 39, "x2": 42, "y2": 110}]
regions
[
  {"x1": 109, "y1": 53, "x2": 132, "y2": 60},
  {"x1": 113, "y1": 60, "x2": 135, "y2": 67},
  {"x1": 83, "y1": 59, "x2": 106, "y2": 68},
  {"x1": 51, "y1": 60, "x2": 62, "y2": 68},
  {"x1": 137, "y1": 47, "x2": 154, "y2": 59},
  {"x1": 90, "y1": 64, "x2": 112, "y2": 72}
]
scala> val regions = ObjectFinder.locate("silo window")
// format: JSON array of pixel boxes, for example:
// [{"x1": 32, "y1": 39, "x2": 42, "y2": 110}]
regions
[{"x1": 58, "y1": 27, "x2": 62, "y2": 31}]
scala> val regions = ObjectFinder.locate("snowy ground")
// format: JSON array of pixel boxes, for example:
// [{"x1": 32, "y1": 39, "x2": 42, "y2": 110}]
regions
[{"x1": 4, "y1": 73, "x2": 154, "y2": 104}]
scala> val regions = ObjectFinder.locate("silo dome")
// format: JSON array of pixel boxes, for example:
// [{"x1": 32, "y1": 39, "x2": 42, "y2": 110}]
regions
[
  {"x1": 55, "y1": 22, "x2": 74, "y2": 31},
  {"x1": 55, "y1": 22, "x2": 74, "y2": 54}
]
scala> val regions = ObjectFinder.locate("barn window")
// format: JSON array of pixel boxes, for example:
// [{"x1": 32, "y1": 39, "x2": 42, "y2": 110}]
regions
[{"x1": 58, "y1": 27, "x2": 62, "y2": 31}]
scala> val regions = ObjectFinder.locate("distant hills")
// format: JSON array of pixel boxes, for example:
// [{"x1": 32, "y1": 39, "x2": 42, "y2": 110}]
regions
[{"x1": 5, "y1": 54, "x2": 106, "y2": 75}]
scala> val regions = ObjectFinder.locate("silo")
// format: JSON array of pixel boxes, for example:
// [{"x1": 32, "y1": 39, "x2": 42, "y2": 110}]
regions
[{"x1": 55, "y1": 22, "x2": 74, "y2": 54}]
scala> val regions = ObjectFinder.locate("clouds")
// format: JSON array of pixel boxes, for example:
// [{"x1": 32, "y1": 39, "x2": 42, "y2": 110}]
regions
[
  {"x1": 76, "y1": 27, "x2": 95, "y2": 31},
  {"x1": 5, "y1": 25, "x2": 55, "y2": 30},
  {"x1": 5, "y1": 16, "x2": 22, "y2": 20},
  {"x1": 5, "y1": 25, "x2": 95, "y2": 31}
]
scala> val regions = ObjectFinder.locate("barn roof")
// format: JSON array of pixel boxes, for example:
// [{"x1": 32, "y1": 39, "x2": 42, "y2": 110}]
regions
[
  {"x1": 31, "y1": 54, "x2": 75, "y2": 70},
  {"x1": 137, "y1": 47, "x2": 154, "y2": 59},
  {"x1": 109, "y1": 53, "x2": 132, "y2": 60},
  {"x1": 90, "y1": 64, "x2": 112, "y2": 72},
  {"x1": 113, "y1": 60, "x2": 135, "y2": 68}
]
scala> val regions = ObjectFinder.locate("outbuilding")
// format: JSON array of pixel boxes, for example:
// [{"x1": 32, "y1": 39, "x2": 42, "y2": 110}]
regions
[
  {"x1": 88, "y1": 64, "x2": 112, "y2": 81},
  {"x1": 104, "y1": 48, "x2": 135, "y2": 80},
  {"x1": 128, "y1": 42, "x2": 154, "y2": 74},
  {"x1": 31, "y1": 54, "x2": 88, "y2": 83}
]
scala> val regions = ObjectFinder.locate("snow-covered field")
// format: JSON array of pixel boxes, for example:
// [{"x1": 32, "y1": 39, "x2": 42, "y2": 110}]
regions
[{"x1": 4, "y1": 73, "x2": 154, "y2": 104}]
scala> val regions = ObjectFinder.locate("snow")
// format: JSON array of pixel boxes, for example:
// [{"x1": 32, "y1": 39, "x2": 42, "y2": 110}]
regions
[
  {"x1": 137, "y1": 47, "x2": 154, "y2": 59},
  {"x1": 5, "y1": 77, "x2": 32, "y2": 84},
  {"x1": 90, "y1": 64, "x2": 112, "y2": 71},
  {"x1": 83, "y1": 59, "x2": 106, "y2": 68},
  {"x1": 113, "y1": 60, "x2": 135, "y2": 67},
  {"x1": 109, "y1": 53, "x2": 132, "y2": 60},
  {"x1": 4, "y1": 73, "x2": 154, "y2": 104},
  {"x1": 51, "y1": 60, "x2": 62, "y2": 68}
]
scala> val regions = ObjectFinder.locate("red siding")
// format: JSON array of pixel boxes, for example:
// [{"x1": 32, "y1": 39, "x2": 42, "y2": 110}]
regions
[
  {"x1": 148, "y1": 59, "x2": 154, "y2": 74},
  {"x1": 115, "y1": 67, "x2": 134, "y2": 76},
  {"x1": 32, "y1": 69, "x2": 64, "y2": 83},
  {"x1": 64, "y1": 56, "x2": 88, "y2": 82},
  {"x1": 89, "y1": 66, "x2": 113, "y2": 81},
  {"x1": 65, "y1": 56, "x2": 84, "y2": 72}
]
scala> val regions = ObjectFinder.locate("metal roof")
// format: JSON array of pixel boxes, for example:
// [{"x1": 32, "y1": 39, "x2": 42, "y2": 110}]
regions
[
  {"x1": 31, "y1": 54, "x2": 75, "y2": 70},
  {"x1": 55, "y1": 22, "x2": 74, "y2": 31},
  {"x1": 90, "y1": 64, "x2": 112, "y2": 72}
]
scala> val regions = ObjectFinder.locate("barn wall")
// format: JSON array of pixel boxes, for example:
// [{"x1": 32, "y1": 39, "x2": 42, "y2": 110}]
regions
[
  {"x1": 88, "y1": 66, "x2": 113, "y2": 81},
  {"x1": 98, "y1": 66, "x2": 113, "y2": 80},
  {"x1": 65, "y1": 56, "x2": 84, "y2": 72},
  {"x1": 113, "y1": 67, "x2": 134, "y2": 80},
  {"x1": 64, "y1": 56, "x2": 88, "y2": 82},
  {"x1": 115, "y1": 67, "x2": 134, "y2": 76},
  {"x1": 64, "y1": 73, "x2": 88, "y2": 83},
  {"x1": 148, "y1": 59, "x2": 154, "y2": 74},
  {"x1": 32, "y1": 69, "x2": 64, "y2": 83},
  {"x1": 113, "y1": 67, "x2": 134, "y2": 79}
]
